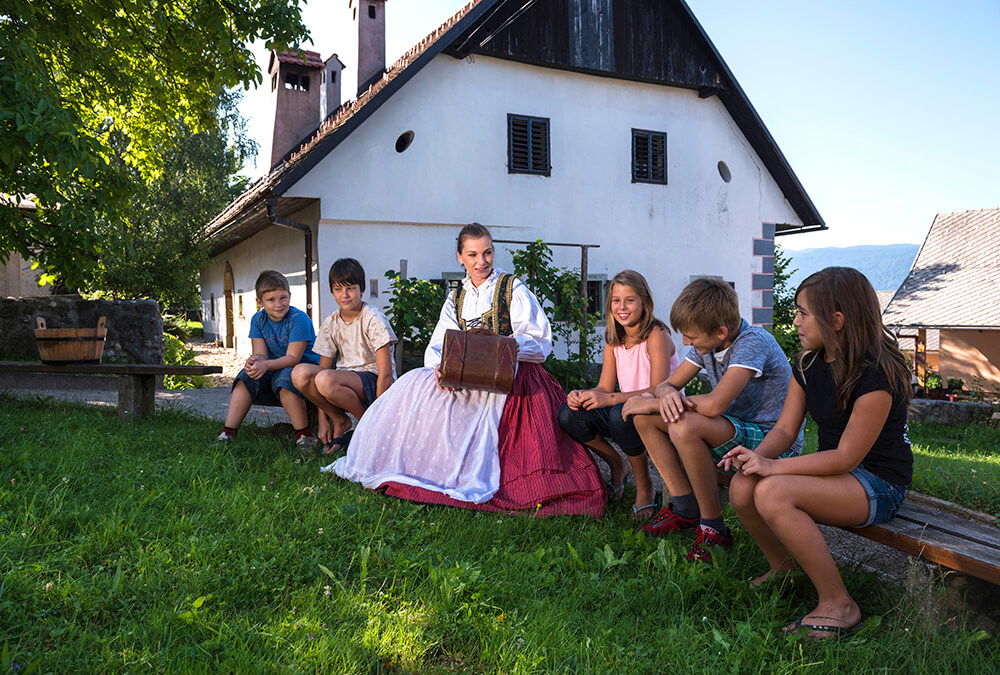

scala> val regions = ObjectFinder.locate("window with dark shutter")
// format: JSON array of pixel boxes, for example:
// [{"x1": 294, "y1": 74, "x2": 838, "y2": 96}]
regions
[
  {"x1": 632, "y1": 129, "x2": 667, "y2": 184},
  {"x1": 508, "y1": 114, "x2": 551, "y2": 176}
]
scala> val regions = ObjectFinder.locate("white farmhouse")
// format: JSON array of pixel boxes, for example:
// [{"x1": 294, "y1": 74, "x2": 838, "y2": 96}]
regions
[{"x1": 201, "y1": 0, "x2": 825, "y2": 356}]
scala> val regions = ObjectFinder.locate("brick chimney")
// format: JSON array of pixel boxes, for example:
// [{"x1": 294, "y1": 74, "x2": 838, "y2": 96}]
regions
[
  {"x1": 268, "y1": 49, "x2": 324, "y2": 168},
  {"x1": 347, "y1": 0, "x2": 386, "y2": 97}
]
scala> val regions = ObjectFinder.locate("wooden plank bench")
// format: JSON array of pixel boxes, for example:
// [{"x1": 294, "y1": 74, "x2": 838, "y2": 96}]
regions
[
  {"x1": 0, "y1": 361, "x2": 222, "y2": 419},
  {"x1": 845, "y1": 492, "x2": 1000, "y2": 585},
  {"x1": 715, "y1": 473, "x2": 999, "y2": 584}
]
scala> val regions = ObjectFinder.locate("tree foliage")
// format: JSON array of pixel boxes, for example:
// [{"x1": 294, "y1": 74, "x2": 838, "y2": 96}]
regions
[
  {"x1": 83, "y1": 90, "x2": 255, "y2": 309},
  {"x1": 382, "y1": 270, "x2": 446, "y2": 370},
  {"x1": 0, "y1": 0, "x2": 310, "y2": 288},
  {"x1": 770, "y1": 243, "x2": 800, "y2": 361}
]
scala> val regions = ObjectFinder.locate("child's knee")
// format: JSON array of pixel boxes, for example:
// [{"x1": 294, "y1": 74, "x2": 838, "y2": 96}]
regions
[
  {"x1": 314, "y1": 369, "x2": 338, "y2": 396},
  {"x1": 291, "y1": 364, "x2": 312, "y2": 389},
  {"x1": 729, "y1": 473, "x2": 756, "y2": 510},
  {"x1": 666, "y1": 415, "x2": 698, "y2": 445},
  {"x1": 753, "y1": 476, "x2": 795, "y2": 516},
  {"x1": 557, "y1": 403, "x2": 584, "y2": 434}
]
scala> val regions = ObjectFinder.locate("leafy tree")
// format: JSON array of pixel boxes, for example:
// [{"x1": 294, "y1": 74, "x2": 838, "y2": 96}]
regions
[
  {"x1": 770, "y1": 243, "x2": 800, "y2": 360},
  {"x1": 83, "y1": 90, "x2": 255, "y2": 309},
  {"x1": 0, "y1": 0, "x2": 310, "y2": 289}
]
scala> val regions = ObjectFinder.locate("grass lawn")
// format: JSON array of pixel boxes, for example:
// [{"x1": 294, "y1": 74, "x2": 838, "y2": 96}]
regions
[{"x1": 1, "y1": 396, "x2": 996, "y2": 671}]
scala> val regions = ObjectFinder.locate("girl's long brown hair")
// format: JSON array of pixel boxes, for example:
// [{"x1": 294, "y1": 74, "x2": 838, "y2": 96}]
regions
[
  {"x1": 604, "y1": 270, "x2": 668, "y2": 347},
  {"x1": 795, "y1": 267, "x2": 911, "y2": 410}
]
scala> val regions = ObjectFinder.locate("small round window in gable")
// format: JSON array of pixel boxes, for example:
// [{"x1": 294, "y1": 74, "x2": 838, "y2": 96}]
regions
[
  {"x1": 717, "y1": 160, "x2": 732, "y2": 183},
  {"x1": 395, "y1": 131, "x2": 415, "y2": 153}
]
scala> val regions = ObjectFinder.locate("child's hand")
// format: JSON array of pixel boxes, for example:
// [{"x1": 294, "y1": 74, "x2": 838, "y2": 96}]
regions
[
  {"x1": 566, "y1": 389, "x2": 585, "y2": 410},
  {"x1": 246, "y1": 357, "x2": 268, "y2": 380},
  {"x1": 621, "y1": 394, "x2": 656, "y2": 420},
  {"x1": 717, "y1": 445, "x2": 752, "y2": 473},
  {"x1": 719, "y1": 446, "x2": 776, "y2": 477},
  {"x1": 657, "y1": 386, "x2": 691, "y2": 423},
  {"x1": 579, "y1": 390, "x2": 611, "y2": 410}
]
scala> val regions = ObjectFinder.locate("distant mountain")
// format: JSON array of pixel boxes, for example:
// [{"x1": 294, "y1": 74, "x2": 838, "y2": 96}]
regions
[{"x1": 782, "y1": 244, "x2": 920, "y2": 291}]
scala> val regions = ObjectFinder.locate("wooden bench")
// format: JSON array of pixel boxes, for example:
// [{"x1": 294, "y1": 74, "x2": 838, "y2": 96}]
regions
[
  {"x1": 0, "y1": 361, "x2": 222, "y2": 419},
  {"x1": 845, "y1": 492, "x2": 1000, "y2": 585},
  {"x1": 715, "y1": 473, "x2": 999, "y2": 584}
]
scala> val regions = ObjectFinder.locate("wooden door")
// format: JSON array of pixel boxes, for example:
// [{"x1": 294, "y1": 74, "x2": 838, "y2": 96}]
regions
[{"x1": 223, "y1": 262, "x2": 235, "y2": 349}]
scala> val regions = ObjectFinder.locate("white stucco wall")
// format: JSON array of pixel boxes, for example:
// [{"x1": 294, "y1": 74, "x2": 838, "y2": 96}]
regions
[
  {"x1": 200, "y1": 203, "x2": 320, "y2": 351},
  {"x1": 285, "y1": 54, "x2": 801, "y2": 354}
]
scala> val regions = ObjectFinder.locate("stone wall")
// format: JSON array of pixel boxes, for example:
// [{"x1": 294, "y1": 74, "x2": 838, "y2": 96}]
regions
[
  {"x1": 0, "y1": 296, "x2": 163, "y2": 363},
  {"x1": 908, "y1": 398, "x2": 995, "y2": 425}
]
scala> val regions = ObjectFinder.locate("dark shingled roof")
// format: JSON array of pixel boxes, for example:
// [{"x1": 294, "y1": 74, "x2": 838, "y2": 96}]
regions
[{"x1": 882, "y1": 208, "x2": 1000, "y2": 329}]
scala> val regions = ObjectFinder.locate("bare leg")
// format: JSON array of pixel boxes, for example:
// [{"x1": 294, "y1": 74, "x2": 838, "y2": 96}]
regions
[
  {"x1": 314, "y1": 370, "x2": 367, "y2": 450},
  {"x1": 664, "y1": 413, "x2": 736, "y2": 520},
  {"x1": 224, "y1": 380, "x2": 253, "y2": 429},
  {"x1": 292, "y1": 364, "x2": 346, "y2": 436},
  {"x1": 754, "y1": 474, "x2": 869, "y2": 637},
  {"x1": 632, "y1": 413, "x2": 691, "y2": 498},
  {"x1": 626, "y1": 452, "x2": 656, "y2": 518},
  {"x1": 579, "y1": 435, "x2": 629, "y2": 500},
  {"x1": 729, "y1": 472, "x2": 797, "y2": 585},
  {"x1": 278, "y1": 387, "x2": 310, "y2": 430}
]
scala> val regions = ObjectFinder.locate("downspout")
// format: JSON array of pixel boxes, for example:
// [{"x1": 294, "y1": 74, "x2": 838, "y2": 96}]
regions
[{"x1": 265, "y1": 198, "x2": 314, "y2": 319}]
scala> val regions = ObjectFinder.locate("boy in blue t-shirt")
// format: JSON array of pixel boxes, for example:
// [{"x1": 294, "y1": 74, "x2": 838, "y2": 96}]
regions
[
  {"x1": 622, "y1": 278, "x2": 801, "y2": 562},
  {"x1": 215, "y1": 270, "x2": 321, "y2": 446}
]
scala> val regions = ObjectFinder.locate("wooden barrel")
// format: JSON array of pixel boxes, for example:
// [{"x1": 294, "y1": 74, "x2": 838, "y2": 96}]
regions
[{"x1": 34, "y1": 316, "x2": 107, "y2": 365}]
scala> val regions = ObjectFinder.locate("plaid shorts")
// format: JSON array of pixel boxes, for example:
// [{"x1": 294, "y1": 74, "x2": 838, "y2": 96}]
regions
[{"x1": 711, "y1": 415, "x2": 765, "y2": 474}]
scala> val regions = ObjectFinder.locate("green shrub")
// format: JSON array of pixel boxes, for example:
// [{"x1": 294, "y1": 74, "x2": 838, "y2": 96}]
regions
[
  {"x1": 162, "y1": 312, "x2": 191, "y2": 341},
  {"x1": 510, "y1": 240, "x2": 602, "y2": 391},
  {"x1": 383, "y1": 270, "x2": 445, "y2": 371},
  {"x1": 947, "y1": 377, "x2": 964, "y2": 393},
  {"x1": 925, "y1": 371, "x2": 943, "y2": 390},
  {"x1": 162, "y1": 332, "x2": 204, "y2": 389}
]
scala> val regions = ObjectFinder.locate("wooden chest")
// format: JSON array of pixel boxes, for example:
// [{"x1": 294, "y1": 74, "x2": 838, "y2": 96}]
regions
[{"x1": 439, "y1": 329, "x2": 518, "y2": 393}]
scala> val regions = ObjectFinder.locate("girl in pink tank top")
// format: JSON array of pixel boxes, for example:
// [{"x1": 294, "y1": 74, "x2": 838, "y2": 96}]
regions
[{"x1": 558, "y1": 270, "x2": 677, "y2": 520}]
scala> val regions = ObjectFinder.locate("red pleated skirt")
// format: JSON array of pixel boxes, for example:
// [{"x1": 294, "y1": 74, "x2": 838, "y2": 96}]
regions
[{"x1": 380, "y1": 362, "x2": 606, "y2": 517}]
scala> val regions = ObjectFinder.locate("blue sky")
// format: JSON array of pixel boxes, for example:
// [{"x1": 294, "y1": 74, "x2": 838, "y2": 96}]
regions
[{"x1": 239, "y1": 0, "x2": 1000, "y2": 249}]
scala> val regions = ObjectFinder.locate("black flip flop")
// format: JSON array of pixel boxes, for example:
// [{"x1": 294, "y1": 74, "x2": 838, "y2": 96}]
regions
[
  {"x1": 322, "y1": 428, "x2": 355, "y2": 455},
  {"x1": 786, "y1": 614, "x2": 865, "y2": 639}
]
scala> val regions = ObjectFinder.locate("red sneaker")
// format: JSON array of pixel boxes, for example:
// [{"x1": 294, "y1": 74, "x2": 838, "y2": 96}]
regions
[
  {"x1": 640, "y1": 504, "x2": 699, "y2": 537},
  {"x1": 685, "y1": 524, "x2": 733, "y2": 562}
]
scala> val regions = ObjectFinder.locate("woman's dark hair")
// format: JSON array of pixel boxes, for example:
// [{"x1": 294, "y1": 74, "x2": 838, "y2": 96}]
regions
[
  {"x1": 795, "y1": 266, "x2": 911, "y2": 410},
  {"x1": 457, "y1": 222, "x2": 492, "y2": 252},
  {"x1": 328, "y1": 258, "x2": 366, "y2": 292}
]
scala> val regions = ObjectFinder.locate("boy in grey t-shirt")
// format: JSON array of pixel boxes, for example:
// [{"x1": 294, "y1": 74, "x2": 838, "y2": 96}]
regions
[{"x1": 622, "y1": 278, "x2": 800, "y2": 563}]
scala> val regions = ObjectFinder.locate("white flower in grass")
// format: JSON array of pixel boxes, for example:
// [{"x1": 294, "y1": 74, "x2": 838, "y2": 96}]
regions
[
  {"x1": 323, "y1": 585, "x2": 332, "y2": 596},
  {"x1": 43, "y1": 582, "x2": 53, "y2": 592}
]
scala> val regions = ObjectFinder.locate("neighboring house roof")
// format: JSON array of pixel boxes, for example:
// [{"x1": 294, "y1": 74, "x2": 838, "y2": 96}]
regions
[
  {"x1": 882, "y1": 208, "x2": 1000, "y2": 329},
  {"x1": 207, "y1": 0, "x2": 824, "y2": 251},
  {"x1": 876, "y1": 290, "x2": 895, "y2": 312}
]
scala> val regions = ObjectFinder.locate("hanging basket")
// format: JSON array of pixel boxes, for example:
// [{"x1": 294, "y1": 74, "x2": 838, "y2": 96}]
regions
[{"x1": 34, "y1": 316, "x2": 107, "y2": 365}]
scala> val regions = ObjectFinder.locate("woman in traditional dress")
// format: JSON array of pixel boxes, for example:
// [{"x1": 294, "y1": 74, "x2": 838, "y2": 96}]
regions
[{"x1": 323, "y1": 223, "x2": 605, "y2": 517}]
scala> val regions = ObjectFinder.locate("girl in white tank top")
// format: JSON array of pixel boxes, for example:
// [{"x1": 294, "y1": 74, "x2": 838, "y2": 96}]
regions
[{"x1": 559, "y1": 270, "x2": 677, "y2": 519}]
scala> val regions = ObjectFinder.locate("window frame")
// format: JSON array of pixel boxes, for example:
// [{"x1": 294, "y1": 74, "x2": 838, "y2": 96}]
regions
[
  {"x1": 507, "y1": 113, "x2": 551, "y2": 176},
  {"x1": 631, "y1": 128, "x2": 668, "y2": 185}
]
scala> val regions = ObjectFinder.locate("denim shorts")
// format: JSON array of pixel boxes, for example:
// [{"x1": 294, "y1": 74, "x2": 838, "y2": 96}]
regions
[
  {"x1": 850, "y1": 466, "x2": 907, "y2": 527},
  {"x1": 355, "y1": 370, "x2": 378, "y2": 407},
  {"x1": 234, "y1": 366, "x2": 304, "y2": 405}
]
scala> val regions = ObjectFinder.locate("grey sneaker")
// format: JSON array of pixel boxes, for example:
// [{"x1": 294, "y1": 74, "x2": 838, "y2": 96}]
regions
[
  {"x1": 295, "y1": 434, "x2": 320, "y2": 449},
  {"x1": 214, "y1": 430, "x2": 234, "y2": 442}
]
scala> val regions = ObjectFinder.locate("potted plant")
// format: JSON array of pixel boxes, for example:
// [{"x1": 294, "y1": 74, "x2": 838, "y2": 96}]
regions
[{"x1": 925, "y1": 371, "x2": 944, "y2": 400}]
